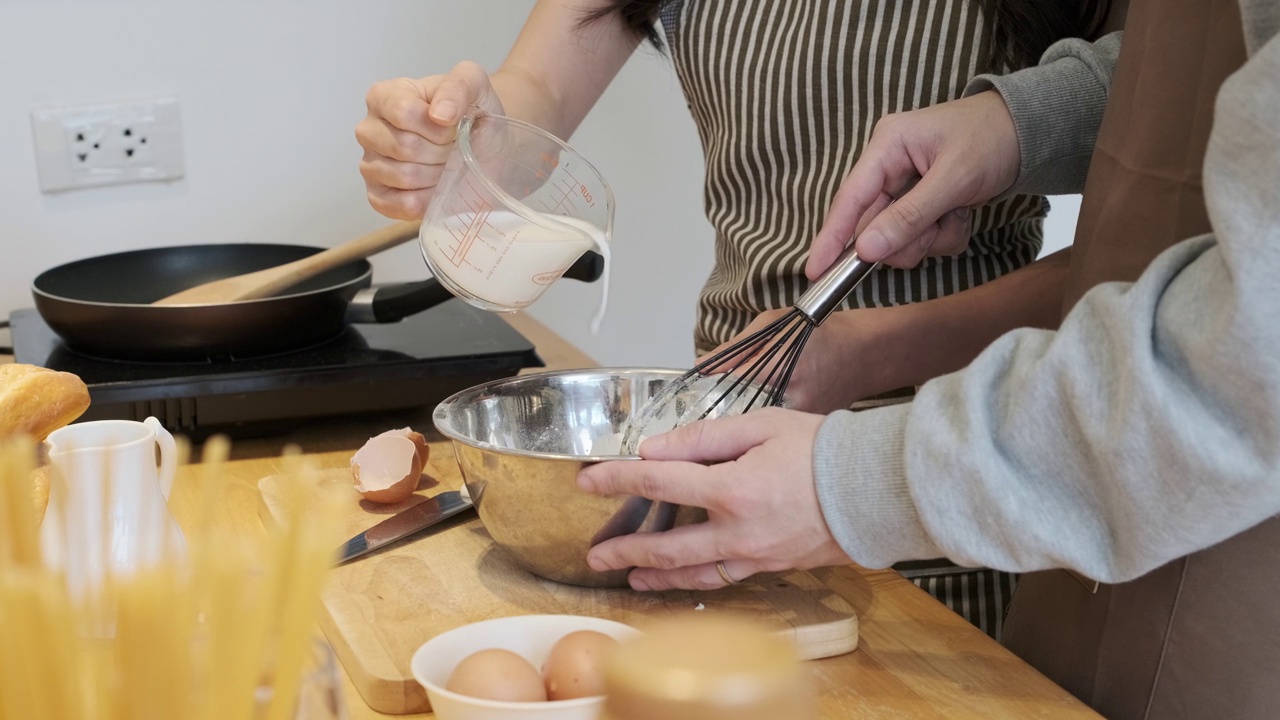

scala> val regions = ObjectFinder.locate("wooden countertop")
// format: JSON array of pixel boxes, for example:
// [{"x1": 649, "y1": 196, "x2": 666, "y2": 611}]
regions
[{"x1": 5, "y1": 312, "x2": 1101, "y2": 718}]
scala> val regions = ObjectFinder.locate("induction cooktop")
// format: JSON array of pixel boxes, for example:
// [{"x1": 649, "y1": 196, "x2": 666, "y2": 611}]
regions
[{"x1": 8, "y1": 301, "x2": 542, "y2": 439}]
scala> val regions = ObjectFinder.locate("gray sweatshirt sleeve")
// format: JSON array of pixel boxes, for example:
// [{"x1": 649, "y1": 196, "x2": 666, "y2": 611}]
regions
[
  {"x1": 815, "y1": 19, "x2": 1280, "y2": 584},
  {"x1": 963, "y1": 33, "x2": 1123, "y2": 196}
]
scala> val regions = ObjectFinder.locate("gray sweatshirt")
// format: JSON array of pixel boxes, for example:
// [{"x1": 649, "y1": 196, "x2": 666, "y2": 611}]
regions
[{"x1": 814, "y1": 2, "x2": 1280, "y2": 585}]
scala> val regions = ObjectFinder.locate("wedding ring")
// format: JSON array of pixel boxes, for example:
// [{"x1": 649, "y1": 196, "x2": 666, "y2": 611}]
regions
[{"x1": 716, "y1": 560, "x2": 740, "y2": 586}]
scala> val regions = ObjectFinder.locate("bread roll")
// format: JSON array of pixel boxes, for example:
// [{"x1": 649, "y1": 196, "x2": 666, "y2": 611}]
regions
[{"x1": 0, "y1": 364, "x2": 91, "y2": 441}]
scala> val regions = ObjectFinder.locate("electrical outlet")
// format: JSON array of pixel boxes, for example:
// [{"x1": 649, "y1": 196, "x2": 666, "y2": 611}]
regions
[{"x1": 31, "y1": 98, "x2": 184, "y2": 193}]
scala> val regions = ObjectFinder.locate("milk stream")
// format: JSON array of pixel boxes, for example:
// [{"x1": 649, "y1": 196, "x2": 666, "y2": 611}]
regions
[{"x1": 422, "y1": 210, "x2": 611, "y2": 333}]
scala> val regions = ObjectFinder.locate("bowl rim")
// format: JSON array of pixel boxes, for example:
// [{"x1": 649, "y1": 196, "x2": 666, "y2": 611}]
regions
[
  {"x1": 431, "y1": 367, "x2": 689, "y2": 461},
  {"x1": 410, "y1": 613, "x2": 641, "y2": 710}
]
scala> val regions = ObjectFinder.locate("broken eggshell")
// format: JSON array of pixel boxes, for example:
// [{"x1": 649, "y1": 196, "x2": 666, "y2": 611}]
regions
[
  {"x1": 351, "y1": 433, "x2": 423, "y2": 504},
  {"x1": 377, "y1": 426, "x2": 430, "y2": 465}
]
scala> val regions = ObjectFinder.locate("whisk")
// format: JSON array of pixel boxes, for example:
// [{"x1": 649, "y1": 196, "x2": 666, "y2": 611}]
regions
[{"x1": 620, "y1": 245, "x2": 880, "y2": 452}]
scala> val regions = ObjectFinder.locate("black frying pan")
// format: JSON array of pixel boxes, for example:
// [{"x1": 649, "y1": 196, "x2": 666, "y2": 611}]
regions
[{"x1": 32, "y1": 244, "x2": 603, "y2": 362}]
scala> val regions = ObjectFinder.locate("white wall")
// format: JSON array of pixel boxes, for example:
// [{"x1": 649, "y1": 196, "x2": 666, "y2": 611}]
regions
[
  {"x1": 0, "y1": 1, "x2": 1076, "y2": 369},
  {"x1": 1042, "y1": 195, "x2": 1081, "y2": 257},
  {"x1": 0, "y1": 0, "x2": 710, "y2": 368}
]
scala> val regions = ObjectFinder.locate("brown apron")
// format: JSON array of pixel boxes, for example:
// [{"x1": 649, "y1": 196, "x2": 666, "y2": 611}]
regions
[{"x1": 999, "y1": 2, "x2": 1272, "y2": 719}]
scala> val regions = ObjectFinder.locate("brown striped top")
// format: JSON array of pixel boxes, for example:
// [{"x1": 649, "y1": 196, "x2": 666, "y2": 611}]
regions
[{"x1": 658, "y1": 0, "x2": 1048, "y2": 353}]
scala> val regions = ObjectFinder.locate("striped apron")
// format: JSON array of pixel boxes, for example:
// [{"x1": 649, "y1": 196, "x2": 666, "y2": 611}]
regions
[{"x1": 659, "y1": 0, "x2": 1044, "y2": 638}]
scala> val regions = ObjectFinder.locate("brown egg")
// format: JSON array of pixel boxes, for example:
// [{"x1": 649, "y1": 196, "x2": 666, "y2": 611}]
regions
[
  {"x1": 446, "y1": 648, "x2": 547, "y2": 702},
  {"x1": 350, "y1": 434, "x2": 422, "y2": 504},
  {"x1": 542, "y1": 630, "x2": 620, "y2": 701}
]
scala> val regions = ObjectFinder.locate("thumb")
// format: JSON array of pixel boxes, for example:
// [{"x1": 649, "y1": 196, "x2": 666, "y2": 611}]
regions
[
  {"x1": 810, "y1": 175, "x2": 892, "y2": 280},
  {"x1": 855, "y1": 169, "x2": 968, "y2": 264},
  {"x1": 640, "y1": 410, "x2": 782, "y2": 463},
  {"x1": 429, "y1": 60, "x2": 502, "y2": 126}
]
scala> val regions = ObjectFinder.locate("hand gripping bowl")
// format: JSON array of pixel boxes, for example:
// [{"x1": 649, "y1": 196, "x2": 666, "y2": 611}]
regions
[{"x1": 433, "y1": 368, "x2": 717, "y2": 588}]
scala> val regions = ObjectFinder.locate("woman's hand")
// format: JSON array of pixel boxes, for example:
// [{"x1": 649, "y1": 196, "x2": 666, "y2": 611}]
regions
[
  {"x1": 696, "y1": 307, "x2": 906, "y2": 414},
  {"x1": 577, "y1": 408, "x2": 852, "y2": 591},
  {"x1": 807, "y1": 90, "x2": 1021, "y2": 275},
  {"x1": 355, "y1": 62, "x2": 506, "y2": 221},
  {"x1": 355, "y1": 0, "x2": 644, "y2": 221}
]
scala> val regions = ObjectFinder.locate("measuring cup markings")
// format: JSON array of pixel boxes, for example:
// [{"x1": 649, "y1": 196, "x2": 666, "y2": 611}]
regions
[
  {"x1": 550, "y1": 168, "x2": 595, "y2": 210},
  {"x1": 514, "y1": 162, "x2": 595, "y2": 216},
  {"x1": 443, "y1": 212, "x2": 490, "y2": 268},
  {"x1": 438, "y1": 178, "x2": 499, "y2": 268},
  {"x1": 446, "y1": 210, "x2": 542, "y2": 285},
  {"x1": 421, "y1": 111, "x2": 613, "y2": 316},
  {"x1": 450, "y1": 172, "x2": 592, "y2": 267}
]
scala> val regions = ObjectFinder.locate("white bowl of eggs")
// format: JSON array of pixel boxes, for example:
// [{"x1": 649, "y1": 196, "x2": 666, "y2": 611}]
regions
[{"x1": 410, "y1": 614, "x2": 640, "y2": 720}]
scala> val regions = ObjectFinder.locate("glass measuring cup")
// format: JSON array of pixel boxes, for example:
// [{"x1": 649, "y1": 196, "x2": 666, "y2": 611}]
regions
[{"x1": 420, "y1": 110, "x2": 615, "y2": 312}]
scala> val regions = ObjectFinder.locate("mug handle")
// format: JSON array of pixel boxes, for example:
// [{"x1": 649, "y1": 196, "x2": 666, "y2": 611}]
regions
[{"x1": 144, "y1": 416, "x2": 178, "y2": 500}]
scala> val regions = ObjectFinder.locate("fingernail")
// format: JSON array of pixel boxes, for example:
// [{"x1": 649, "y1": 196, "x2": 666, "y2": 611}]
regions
[
  {"x1": 586, "y1": 552, "x2": 606, "y2": 571},
  {"x1": 576, "y1": 470, "x2": 596, "y2": 492},
  {"x1": 430, "y1": 101, "x2": 458, "y2": 123},
  {"x1": 630, "y1": 575, "x2": 651, "y2": 592},
  {"x1": 859, "y1": 231, "x2": 890, "y2": 260}
]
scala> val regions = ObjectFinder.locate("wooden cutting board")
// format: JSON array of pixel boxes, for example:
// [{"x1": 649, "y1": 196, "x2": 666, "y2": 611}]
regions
[{"x1": 258, "y1": 449, "x2": 859, "y2": 715}]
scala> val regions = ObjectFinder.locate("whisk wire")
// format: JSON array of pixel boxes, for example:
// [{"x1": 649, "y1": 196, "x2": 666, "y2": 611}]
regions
[
  {"x1": 694, "y1": 309, "x2": 807, "y2": 420},
  {"x1": 620, "y1": 246, "x2": 880, "y2": 454},
  {"x1": 770, "y1": 322, "x2": 814, "y2": 406},
  {"x1": 730, "y1": 312, "x2": 808, "y2": 410},
  {"x1": 691, "y1": 312, "x2": 795, "y2": 376}
]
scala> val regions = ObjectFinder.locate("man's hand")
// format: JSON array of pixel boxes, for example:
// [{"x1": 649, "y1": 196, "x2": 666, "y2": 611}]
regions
[
  {"x1": 577, "y1": 409, "x2": 852, "y2": 591},
  {"x1": 807, "y1": 91, "x2": 1021, "y2": 275}
]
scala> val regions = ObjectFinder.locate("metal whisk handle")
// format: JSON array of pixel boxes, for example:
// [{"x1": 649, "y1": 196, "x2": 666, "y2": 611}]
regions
[{"x1": 795, "y1": 243, "x2": 881, "y2": 323}]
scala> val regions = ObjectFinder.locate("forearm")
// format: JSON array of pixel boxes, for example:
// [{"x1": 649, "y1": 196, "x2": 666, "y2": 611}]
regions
[
  {"x1": 492, "y1": 0, "x2": 639, "y2": 139},
  {"x1": 489, "y1": 70, "x2": 578, "y2": 139},
  {"x1": 855, "y1": 249, "x2": 1072, "y2": 396},
  {"x1": 817, "y1": 28, "x2": 1280, "y2": 580}
]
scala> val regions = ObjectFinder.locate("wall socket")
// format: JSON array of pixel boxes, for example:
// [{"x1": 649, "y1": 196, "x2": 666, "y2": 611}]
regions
[{"x1": 31, "y1": 97, "x2": 185, "y2": 193}]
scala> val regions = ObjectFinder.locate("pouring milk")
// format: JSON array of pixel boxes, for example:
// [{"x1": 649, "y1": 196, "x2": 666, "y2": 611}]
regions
[{"x1": 421, "y1": 210, "x2": 611, "y2": 333}]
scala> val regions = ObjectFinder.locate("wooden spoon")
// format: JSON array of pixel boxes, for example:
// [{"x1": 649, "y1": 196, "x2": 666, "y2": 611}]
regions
[{"x1": 152, "y1": 220, "x2": 422, "y2": 305}]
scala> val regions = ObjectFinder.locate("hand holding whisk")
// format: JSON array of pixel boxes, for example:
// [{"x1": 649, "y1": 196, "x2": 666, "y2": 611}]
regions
[{"x1": 620, "y1": 245, "x2": 880, "y2": 453}]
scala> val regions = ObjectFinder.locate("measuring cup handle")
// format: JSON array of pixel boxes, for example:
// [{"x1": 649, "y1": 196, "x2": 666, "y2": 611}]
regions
[
  {"x1": 144, "y1": 416, "x2": 178, "y2": 501},
  {"x1": 565, "y1": 251, "x2": 605, "y2": 283}
]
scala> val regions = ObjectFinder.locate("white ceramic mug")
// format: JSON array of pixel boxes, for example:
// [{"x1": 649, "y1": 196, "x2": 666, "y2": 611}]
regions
[{"x1": 42, "y1": 416, "x2": 184, "y2": 601}]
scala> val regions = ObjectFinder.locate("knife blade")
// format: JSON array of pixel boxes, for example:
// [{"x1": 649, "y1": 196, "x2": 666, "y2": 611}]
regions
[{"x1": 337, "y1": 490, "x2": 475, "y2": 564}]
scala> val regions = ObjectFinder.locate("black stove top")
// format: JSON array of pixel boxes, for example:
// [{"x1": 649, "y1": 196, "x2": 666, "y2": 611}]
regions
[{"x1": 8, "y1": 302, "x2": 541, "y2": 439}]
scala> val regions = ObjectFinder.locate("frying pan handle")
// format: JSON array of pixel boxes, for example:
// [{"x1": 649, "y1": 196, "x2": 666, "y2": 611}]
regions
[
  {"x1": 348, "y1": 251, "x2": 605, "y2": 324},
  {"x1": 347, "y1": 281, "x2": 452, "y2": 324}
]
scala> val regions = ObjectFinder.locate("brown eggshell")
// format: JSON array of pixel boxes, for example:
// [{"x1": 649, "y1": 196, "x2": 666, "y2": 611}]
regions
[
  {"x1": 350, "y1": 434, "x2": 422, "y2": 504},
  {"x1": 377, "y1": 427, "x2": 430, "y2": 466},
  {"x1": 541, "y1": 630, "x2": 619, "y2": 701},
  {"x1": 446, "y1": 648, "x2": 548, "y2": 702}
]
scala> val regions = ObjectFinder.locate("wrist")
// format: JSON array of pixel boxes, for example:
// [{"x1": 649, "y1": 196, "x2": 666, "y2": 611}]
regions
[
  {"x1": 971, "y1": 90, "x2": 1020, "y2": 198},
  {"x1": 825, "y1": 305, "x2": 932, "y2": 401}
]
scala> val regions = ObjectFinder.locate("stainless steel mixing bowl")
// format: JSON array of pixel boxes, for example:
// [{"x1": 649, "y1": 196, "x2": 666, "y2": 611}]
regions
[{"x1": 432, "y1": 368, "x2": 709, "y2": 588}]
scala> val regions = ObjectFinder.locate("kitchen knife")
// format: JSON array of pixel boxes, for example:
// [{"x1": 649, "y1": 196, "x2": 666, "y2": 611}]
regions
[{"x1": 338, "y1": 489, "x2": 475, "y2": 564}]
